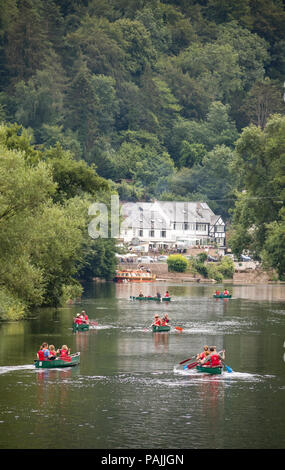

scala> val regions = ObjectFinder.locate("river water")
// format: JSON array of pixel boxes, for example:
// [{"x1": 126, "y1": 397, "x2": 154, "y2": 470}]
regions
[{"x1": 0, "y1": 282, "x2": 284, "y2": 449}]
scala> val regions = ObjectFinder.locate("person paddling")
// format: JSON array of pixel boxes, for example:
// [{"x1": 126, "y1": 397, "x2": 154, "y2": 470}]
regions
[
  {"x1": 152, "y1": 314, "x2": 161, "y2": 326},
  {"x1": 196, "y1": 345, "x2": 210, "y2": 361},
  {"x1": 57, "y1": 345, "x2": 71, "y2": 360},
  {"x1": 201, "y1": 346, "x2": 225, "y2": 367},
  {"x1": 162, "y1": 313, "x2": 170, "y2": 324},
  {"x1": 81, "y1": 310, "x2": 89, "y2": 324},
  {"x1": 37, "y1": 342, "x2": 49, "y2": 361}
]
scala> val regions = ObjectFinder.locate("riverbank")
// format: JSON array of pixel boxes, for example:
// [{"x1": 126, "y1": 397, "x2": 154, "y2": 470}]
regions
[{"x1": 119, "y1": 262, "x2": 280, "y2": 284}]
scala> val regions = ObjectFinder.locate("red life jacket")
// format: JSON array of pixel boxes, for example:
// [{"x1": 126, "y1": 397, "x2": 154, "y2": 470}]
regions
[
  {"x1": 60, "y1": 349, "x2": 68, "y2": 357},
  {"x1": 154, "y1": 319, "x2": 161, "y2": 326},
  {"x1": 37, "y1": 350, "x2": 45, "y2": 360},
  {"x1": 75, "y1": 318, "x2": 82, "y2": 324},
  {"x1": 161, "y1": 320, "x2": 166, "y2": 326},
  {"x1": 210, "y1": 353, "x2": 221, "y2": 367},
  {"x1": 60, "y1": 349, "x2": 71, "y2": 361}
]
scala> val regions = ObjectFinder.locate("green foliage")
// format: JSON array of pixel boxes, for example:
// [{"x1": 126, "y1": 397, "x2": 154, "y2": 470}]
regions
[
  {"x1": 0, "y1": 123, "x2": 116, "y2": 317},
  {"x1": 167, "y1": 254, "x2": 188, "y2": 272},
  {"x1": 261, "y1": 212, "x2": 285, "y2": 279},
  {"x1": 0, "y1": 287, "x2": 26, "y2": 321},
  {"x1": 229, "y1": 115, "x2": 285, "y2": 275},
  {"x1": 0, "y1": 0, "x2": 284, "y2": 304},
  {"x1": 217, "y1": 256, "x2": 235, "y2": 278}
]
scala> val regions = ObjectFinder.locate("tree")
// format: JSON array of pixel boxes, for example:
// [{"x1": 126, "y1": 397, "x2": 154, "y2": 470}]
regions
[
  {"x1": 243, "y1": 78, "x2": 284, "y2": 129},
  {"x1": 229, "y1": 115, "x2": 285, "y2": 265}
]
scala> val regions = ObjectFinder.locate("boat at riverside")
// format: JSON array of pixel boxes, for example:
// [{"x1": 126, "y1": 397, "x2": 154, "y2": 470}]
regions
[
  {"x1": 152, "y1": 325, "x2": 171, "y2": 333},
  {"x1": 196, "y1": 364, "x2": 223, "y2": 375},
  {"x1": 114, "y1": 270, "x2": 156, "y2": 283},
  {"x1": 130, "y1": 295, "x2": 171, "y2": 302},
  {"x1": 34, "y1": 352, "x2": 80, "y2": 368},
  {"x1": 213, "y1": 294, "x2": 232, "y2": 298}
]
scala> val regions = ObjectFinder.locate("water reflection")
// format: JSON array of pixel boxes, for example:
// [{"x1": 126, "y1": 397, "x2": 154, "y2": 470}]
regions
[{"x1": 153, "y1": 332, "x2": 169, "y2": 352}]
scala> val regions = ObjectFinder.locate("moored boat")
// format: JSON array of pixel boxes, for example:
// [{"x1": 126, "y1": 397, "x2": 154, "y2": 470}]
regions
[
  {"x1": 114, "y1": 270, "x2": 156, "y2": 283},
  {"x1": 72, "y1": 322, "x2": 90, "y2": 332},
  {"x1": 196, "y1": 364, "x2": 222, "y2": 375},
  {"x1": 213, "y1": 294, "x2": 232, "y2": 298},
  {"x1": 152, "y1": 325, "x2": 170, "y2": 332},
  {"x1": 34, "y1": 352, "x2": 80, "y2": 368}
]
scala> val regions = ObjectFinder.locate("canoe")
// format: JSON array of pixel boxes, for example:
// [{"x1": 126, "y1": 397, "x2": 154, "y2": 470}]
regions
[
  {"x1": 196, "y1": 365, "x2": 222, "y2": 375},
  {"x1": 130, "y1": 296, "x2": 171, "y2": 302},
  {"x1": 152, "y1": 325, "x2": 170, "y2": 333},
  {"x1": 213, "y1": 294, "x2": 232, "y2": 298},
  {"x1": 72, "y1": 323, "x2": 90, "y2": 331},
  {"x1": 34, "y1": 352, "x2": 80, "y2": 368}
]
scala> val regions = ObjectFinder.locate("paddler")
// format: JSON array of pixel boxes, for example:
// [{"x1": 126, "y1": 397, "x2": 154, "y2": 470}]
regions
[
  {"x1": 200, "y1": 346, "x2": 225, "y2": 367},
  {"x1": 81, "y1": 310, "x2": 89, "y2": 324},
  {"x1": 196, "y1": 345, "x2": 210, "y2": 361},
  {"x1": 152, "y1": 314, "x2": 161, "y2": 326},
  {"x1": 37, "y1": 342, "x2": 49, "y2": 361},
  {"x1": 162, "y1": 313, "x2": 170, "y2": 324}
]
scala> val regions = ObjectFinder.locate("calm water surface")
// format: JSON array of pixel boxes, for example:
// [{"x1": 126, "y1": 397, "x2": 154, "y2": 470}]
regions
[{"x1": 0, "y1": 282, "x2": 284, "y2": 449}]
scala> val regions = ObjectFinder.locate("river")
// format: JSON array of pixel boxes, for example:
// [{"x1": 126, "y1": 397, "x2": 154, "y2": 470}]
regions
[{"x1": 0, "y1": 282, "x2": 284, "y2": 449}]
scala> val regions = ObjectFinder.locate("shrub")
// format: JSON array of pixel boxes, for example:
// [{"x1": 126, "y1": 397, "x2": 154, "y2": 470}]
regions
[
  {"x1": 0, "y1": 288, "x2": 26, "y2": 321},
  {"x1": 218, "y1": 257, "x2": 235, "y2": 278},
  {"x1": 167, "y1": 254, "x2": 188, "y2": 272}
]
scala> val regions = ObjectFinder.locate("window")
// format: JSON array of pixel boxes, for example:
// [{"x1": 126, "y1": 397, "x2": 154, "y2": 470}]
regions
[
  {"x1": 216, "y1": 225, "x2": 224, "y2": 232},
  {"x1": 161, "y1": 230, "x2": 166, "y2": 238},
  {"x1": 183, "y1": 223, "x2": 188, "y2": 230},
  {"x1": 197, "y1": 224, "x2": 207, "y2": 232},
  {"x1": 139, "y1": 229, "x2": 143, "y2": 237},
  {"x1": 149, "y1": 230, "x2": 155, "y2": 237}
]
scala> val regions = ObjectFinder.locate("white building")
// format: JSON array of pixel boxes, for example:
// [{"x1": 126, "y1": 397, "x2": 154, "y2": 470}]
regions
[{"x1": 119, "y1": 200, "x2": 226, "y2": 252}]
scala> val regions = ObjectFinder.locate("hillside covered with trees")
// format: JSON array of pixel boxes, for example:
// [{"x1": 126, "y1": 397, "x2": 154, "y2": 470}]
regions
[{"x1": 0, "y1": 0, "x2": 284, "y2": 318}]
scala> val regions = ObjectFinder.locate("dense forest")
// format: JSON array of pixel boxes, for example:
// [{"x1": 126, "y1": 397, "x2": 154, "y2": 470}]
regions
[{"x1": 0, "y1": 0, "x2": 284, "y2": 318}]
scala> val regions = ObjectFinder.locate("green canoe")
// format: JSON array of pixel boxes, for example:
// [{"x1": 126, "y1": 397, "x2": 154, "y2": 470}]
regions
[
  {"x1": 34, "y1": 352, "x2": 80, "y2": 368},
  {"x1": 72, "y1": 322, "x2": 90, "y2": 332},
  {"x1": 196, "y1": 365, "x2": 222, "y2": 375},
  {"x1": 213, "y1": 294, "x2": 232, "y2": 298},
  {"x1": 130, "y1": 296, "x2": 171, "y2": 302},
  {"x1": 152, "y1": 325, "x2": 171, "y2": 332}
]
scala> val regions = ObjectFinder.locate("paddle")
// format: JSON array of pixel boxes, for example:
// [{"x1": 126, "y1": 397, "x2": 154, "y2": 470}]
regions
[
  {"x1": 89, "y1": 321, "x2": 98, "y2": 326},
  {"x1": 179, "y1": 355, "x2": 197, "y2": 365},
  {"x1": 184, "y1": 361, "x2": 199, "y2": 370},
  {"x1": 222, "y1": 362, "x2": 233, "y2": 373},
  {"x1": 175, "y1": 326, "x2": 183, "y2": 332}
]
